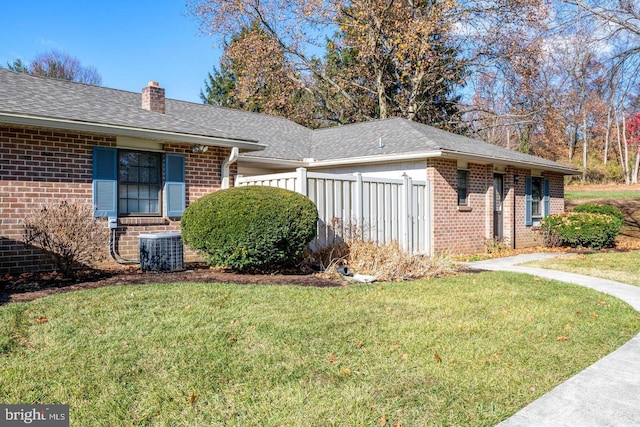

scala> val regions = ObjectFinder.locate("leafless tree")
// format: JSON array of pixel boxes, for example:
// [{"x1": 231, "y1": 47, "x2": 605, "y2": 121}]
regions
[{"x1": 28, "y1": 50, "x2": 102, "y2": 85}]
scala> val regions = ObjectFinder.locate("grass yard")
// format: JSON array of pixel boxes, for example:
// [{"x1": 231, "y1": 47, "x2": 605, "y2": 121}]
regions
[
  {"x1": 524, "y1": 251, "x2": 640, "y2": 287},
  {"x1": 1, "y1": 272, "x2": 638, "y2": 426},
  {"x1": 535, "y1": 183, "x2": 640, "y2": 285},
  {"x1": 565, "y1": 189, "x2": 640, "y2": 200},
  {"x1": 565, "y1": 183, "x2": 640, "y2": 246}
]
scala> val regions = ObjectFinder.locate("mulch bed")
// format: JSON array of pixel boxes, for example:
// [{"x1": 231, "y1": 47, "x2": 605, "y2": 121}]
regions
[{"x1": 0, "y1": 265, "x2": 346, "y2": 304}]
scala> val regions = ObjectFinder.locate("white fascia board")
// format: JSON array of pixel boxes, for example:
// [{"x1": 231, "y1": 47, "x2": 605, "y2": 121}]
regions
[
  {"x1": 0, "y1": 112, "x2": 266, "y2": 152},
  {"x1": 305, "y1": 151, "x2": 443, "y2": 167},
  {"x1": 304, "y1": 149, "x2": 578, "y2": 175},
  {"x1": 438, "y1": 150, "x2": 580, "y2": 175},
  {"x1": 238, "y1": 155, "x2": 306, "y2": 168}
]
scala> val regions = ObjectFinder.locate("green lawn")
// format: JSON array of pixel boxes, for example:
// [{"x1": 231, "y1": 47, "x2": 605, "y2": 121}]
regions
[
  {"x1": 565, "y1": 189, "x2": 640, "y2": 200},
  {"x1": 1, "y1": 273, "x2": 638, "y2": 426},
  {"x1": 525, "y1": 251, "x2": 640, "y2": 287}
]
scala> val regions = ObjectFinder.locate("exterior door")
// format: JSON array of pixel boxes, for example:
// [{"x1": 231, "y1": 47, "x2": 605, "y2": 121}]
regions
[{"x1": 493, "y1": 174, "x2": 504, "y2": 240}]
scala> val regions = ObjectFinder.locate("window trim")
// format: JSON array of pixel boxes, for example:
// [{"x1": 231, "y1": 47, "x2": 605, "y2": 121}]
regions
[
  {"x1": 117, "y1": 149, "x2": 163, "y2": 217},
  {"x1": 531, "y1": 176, "x2": 543, "y2": 219},
  {"x1": 92, "y1": 147, "x2": 186, "y2": 218},
  {"x1": 525, "y1": 175, "x2": 550, "y2": 226},
  {"x1": 457, "y1": 169, "x2": 469, "y2": 206}
]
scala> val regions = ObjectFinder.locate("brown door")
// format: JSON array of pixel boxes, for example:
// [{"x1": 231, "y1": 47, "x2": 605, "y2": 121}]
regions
[{"x1": 493, "y1": 174, "x2": 504, "y2": 241}]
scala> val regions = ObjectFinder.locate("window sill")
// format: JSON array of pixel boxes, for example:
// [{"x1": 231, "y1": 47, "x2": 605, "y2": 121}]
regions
[
  {"x1": 457, "y1": 206, "x2": 472, "y2": 212},
  {"x1": 118, "y1": 217, "x2": 170, "y2": 226}
]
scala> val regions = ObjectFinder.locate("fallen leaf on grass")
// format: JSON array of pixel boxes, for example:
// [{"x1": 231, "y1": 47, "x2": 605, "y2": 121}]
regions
[
  {"x1": 556, "y1": 336, "x2": 570, "y2": 342},
  {"x1": 434, "y1": 353, "x2": 442, "y2": 363},
  {"x1": 35, "y1": 316, "x2": 48, "y2": 324},
  {"x1": 341, "y1": 367, "x2": 352, "y2": 375},
  {"x1": 591, "y1": 312, "x2": 598, "y2": 318},
  {"x1": 189, "y1": 393, "x2": 197, "y2": 406},
  {"x1": 484, "y1": 354, "x2": 500, "y2": 365}
]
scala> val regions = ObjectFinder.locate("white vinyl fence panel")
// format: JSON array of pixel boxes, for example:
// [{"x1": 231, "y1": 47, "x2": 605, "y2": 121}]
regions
[{"x1": 236, "y1": 168, "x2": 431, "y2": 255}]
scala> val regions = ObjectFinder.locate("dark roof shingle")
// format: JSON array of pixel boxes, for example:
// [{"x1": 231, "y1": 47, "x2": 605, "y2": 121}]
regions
[{"x1": 0, "y1": 68, "x2": 577, "y2": 173}]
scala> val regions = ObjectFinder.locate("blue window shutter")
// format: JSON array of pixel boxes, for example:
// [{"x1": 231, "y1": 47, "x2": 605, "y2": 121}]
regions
[
  {"x1": 525, "y1": 176, "x2": 533, "y2": 226},
  {"x1": 92, "y1": 147, "x2": 117, "y2": 217},
  {"x1": 543, "y1": 178, "x2": 550, "y2": 217},
  {"x1": 165, "y1": 154, "x2": 185, "y2": 217}
]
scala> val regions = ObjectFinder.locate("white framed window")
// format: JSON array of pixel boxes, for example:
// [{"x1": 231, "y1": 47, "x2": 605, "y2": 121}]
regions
[
  {"x1": 457, "y1": 169, "x2": 469, "y2": 206},
  {"x1": 92, "y1": 147, "x2": 185, "y2": 218}
]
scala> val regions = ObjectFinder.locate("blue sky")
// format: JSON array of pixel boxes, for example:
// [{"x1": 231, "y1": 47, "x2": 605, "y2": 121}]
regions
[{"x1": 0, "y1": 1, "x2": 221, "y2": 103}]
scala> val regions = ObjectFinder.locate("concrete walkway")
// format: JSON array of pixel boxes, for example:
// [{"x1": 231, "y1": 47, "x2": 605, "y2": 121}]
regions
[{"x1": 465, "y1": 253, "x2": 640, "y2": 427}]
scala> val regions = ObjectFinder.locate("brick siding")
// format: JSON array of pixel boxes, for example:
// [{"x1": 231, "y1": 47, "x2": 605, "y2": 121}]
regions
[
  {"x1": 0, "y1": 125, "x2": 234, "y2": 273},
  {"x1": 427, "y1": 159, "x2": 492, "y2": 254},
  {"x1": 426, "y1": 161, "x2": 566, "y2": 255}
]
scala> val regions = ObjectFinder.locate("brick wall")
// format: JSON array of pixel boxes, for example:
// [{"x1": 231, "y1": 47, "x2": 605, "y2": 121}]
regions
[
  {"x1": 0, "y1": 125, "x2": 233, "y2": 273},
  {"x1": 509, "y1": 168, "x2": 565, "y2": 249},
  {"x1": 427, "y1": 159, "x2": 492, "y2": 255},
  {"x1": 426, "y1": 161, "x2": 567, "y2": 255}
]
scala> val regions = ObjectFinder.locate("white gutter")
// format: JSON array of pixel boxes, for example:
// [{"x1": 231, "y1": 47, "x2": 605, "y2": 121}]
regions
[
  {"x1": 438, "y1": 150, "x2": 580, "y2": 175},
  {"x1": 238, "y1": 155, "x2": 306, "y2": 168},
  {"x1": 221, "y1": 147, "x2": 239, "y2": 189},
  {"x1": 300, "y1": 150, "x2": 578, "y2": 175},
  {"x1": 306, "y1": 151, "x2": 442, "y2": 167},
  {"x1": 0, "y1": 112, "x2": 266, "y2": 152}
]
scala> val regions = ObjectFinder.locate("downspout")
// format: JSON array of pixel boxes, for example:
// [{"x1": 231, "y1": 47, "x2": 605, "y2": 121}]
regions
[
  {"x1": 221, "y1": 147, "x2": 239, "y2": 189},
  {"x1": 513, "y1": 175, "x2": 518, "y2": 250}
]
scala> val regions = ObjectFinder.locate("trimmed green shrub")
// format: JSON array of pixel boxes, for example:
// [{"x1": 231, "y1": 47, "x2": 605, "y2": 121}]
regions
[
  {"x1": 573, "y1": 203, "x2": 625, "y2": 223},
  {"x1": 539, "y1": 212, "x2": 622, "y2": 250},
  {"x1": 181, "y1": 186, "x2": 318, "y2": 272}
]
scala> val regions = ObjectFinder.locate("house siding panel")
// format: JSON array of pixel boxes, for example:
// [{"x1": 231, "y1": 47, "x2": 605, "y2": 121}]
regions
[{"x1": 0, "y1": 125, "x2": 232, "y2": 273}]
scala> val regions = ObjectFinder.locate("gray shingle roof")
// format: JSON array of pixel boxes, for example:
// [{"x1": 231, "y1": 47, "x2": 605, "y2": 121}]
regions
[
  {"x1": 0, "y1": 68, "x2": 577, "y2": 173},
  {"x1": 305, "y1": 118, "x2": 575, "y2": 171},
  {"x1": 166, "y1": 100, "x2": 312, "y2": 160},
  {"x1": 0, "y1": 68, "x2": 257, "y2": 144}
]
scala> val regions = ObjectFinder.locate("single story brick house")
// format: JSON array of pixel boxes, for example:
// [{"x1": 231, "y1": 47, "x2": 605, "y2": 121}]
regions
[{"x1": 0, "y1": 68, "x2": 577, "y2": 273}]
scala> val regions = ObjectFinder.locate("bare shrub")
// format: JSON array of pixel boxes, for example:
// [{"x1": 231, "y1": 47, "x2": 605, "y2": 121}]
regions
[
  {"x1": 23, "y1": 201, "x2": 109, "y2": 276},
  {"x1": 306, "y1": 218, "x2": 453, "y2": 281},
  {"x1": 303, "y1": 242, "x2": 350, "y2": 272},
  {"x1": 347, "y1": 240, "x2": 453, "y2": 281},
  {"x1": 484, "y1": 238, "x2": 509, "y2": 254}
]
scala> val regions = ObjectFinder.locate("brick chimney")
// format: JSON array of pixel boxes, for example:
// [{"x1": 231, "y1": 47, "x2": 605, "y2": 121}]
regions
[{"x1": 141, "y1": 81, "x2": 165, "y2": 114}]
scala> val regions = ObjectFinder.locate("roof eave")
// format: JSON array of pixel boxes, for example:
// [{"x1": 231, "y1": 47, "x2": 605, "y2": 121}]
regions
[
  {"x1": 305, "y1": 151, "x2": 442, "y2": 167},
  {"x1": 438, "y1": 150, "x2": 580, "y2": 175},
  {"x1": 251, "y1": 149, "x2": 579, "y2": 175},
  {"x1": 238, "y1": 154, "x2": 307, "y2": 167},
  {"x1": 0, "y1": 112, "x2": 266, "y2": 152}
]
